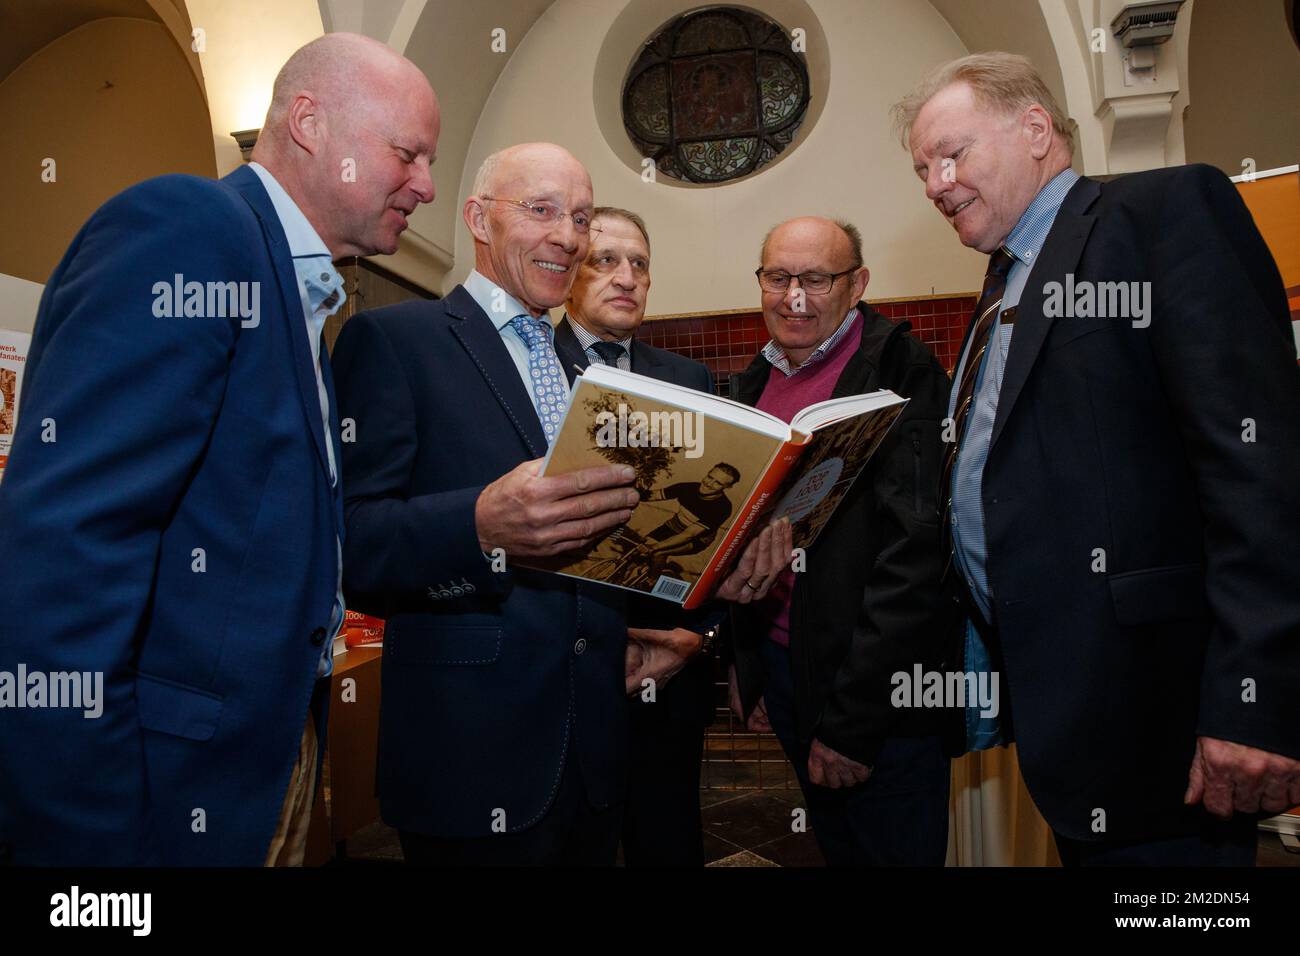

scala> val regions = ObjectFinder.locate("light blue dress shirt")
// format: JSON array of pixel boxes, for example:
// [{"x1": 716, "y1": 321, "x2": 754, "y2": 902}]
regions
[
  {"x1": 464, "y1": 269, "x2": 560, "y2": 417},
  {"x1": 949, "y1": 167, "x2": 1079, "y2": 749},
  {"x1": 249, "y1": 163, "x2": 347, "y2": 678}
]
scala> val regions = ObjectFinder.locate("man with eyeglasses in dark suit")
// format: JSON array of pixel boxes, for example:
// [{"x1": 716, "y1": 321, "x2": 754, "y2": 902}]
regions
[
  {"x1": 554, "y1": 206, "x2": 733, "y2": 866},
  {"x1": 333, "y1": 166, "x2": 786, "y2": 866}
]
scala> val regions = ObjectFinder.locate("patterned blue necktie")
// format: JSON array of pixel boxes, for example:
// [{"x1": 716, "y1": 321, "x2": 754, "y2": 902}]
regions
[{"x1": 509, "y1": 314, "x2": 569, "y2": 444}]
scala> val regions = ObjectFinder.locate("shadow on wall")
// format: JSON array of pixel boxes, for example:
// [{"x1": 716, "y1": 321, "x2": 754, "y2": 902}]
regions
[{"x1": 0, "y1": 0, "x2": 216, "y2": 291}]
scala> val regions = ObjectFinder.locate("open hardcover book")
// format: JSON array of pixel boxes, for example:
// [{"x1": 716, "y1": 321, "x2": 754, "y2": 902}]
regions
[{"x1": 517, "y1": 363, "x2": 908, "y2": 609}]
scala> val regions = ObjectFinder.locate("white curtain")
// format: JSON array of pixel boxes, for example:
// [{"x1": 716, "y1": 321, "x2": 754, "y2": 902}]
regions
[{"x1": 947, "y1": 744, "x2": 1060, "y2": 866}]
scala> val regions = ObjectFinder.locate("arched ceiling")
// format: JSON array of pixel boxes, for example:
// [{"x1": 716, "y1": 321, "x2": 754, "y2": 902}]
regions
[
  {"x1": 327, "y1": 1, "x2": 1299, "y2": 279},
  {"x1": 0, "y1": 0, "x2": 205, "y2": 92},
  {"x1": 926, "y1": 0, "x2": 1068, "y2": 123},
  {"x1": 319, "y1": 0, "x2": 554, "y2": 271},
  {"x1": 0, "y1": 2, "x2": 216, "y2": 282},
  {"x1": 317, "y1": 0, "x2": 1064, "y2": 283}
]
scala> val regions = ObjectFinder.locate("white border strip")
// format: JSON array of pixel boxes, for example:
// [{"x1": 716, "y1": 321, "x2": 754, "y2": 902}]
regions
[{"x1": 1230, "y1": 164, "x2": 1299, "y2": 183}]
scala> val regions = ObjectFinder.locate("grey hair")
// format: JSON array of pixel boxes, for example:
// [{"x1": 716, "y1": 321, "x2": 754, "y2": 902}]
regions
[
  {"x1": 471, "y1": 150, "x2": 504, "y2": 197},
  {"x1": 592, "y1": 206, "x2": 650, "y2": 253},
  {"x1": 890, "y1": 51, "x2": 1075, "y2": 152},
  {"x1": 760, "y1": 218, "x2": 863, "y2": 269}
]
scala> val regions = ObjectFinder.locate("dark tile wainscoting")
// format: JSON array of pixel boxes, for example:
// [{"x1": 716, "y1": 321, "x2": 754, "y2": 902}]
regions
[{"x1": 636, "y1": 294, "x2": 979, "y2": 394}]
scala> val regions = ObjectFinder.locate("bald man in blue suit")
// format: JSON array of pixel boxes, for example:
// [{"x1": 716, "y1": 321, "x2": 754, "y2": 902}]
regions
[{"x1": 0, "y1": 33, "x2": 439, "y2": 866}]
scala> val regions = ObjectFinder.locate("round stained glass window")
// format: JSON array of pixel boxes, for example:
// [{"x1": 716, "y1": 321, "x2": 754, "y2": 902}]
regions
[{"x1": 622, "y1": 6, "x2": 811, "y2": 184}]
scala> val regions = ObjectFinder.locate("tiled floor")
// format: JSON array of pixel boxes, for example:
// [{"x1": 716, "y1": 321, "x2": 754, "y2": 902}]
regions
[
  {"x1": 701, "y1": 788, "x2": 824, "y2": 867},
  {"x1": 333, "y1": 775, "x2": 823, "y2": 867},
  {"x1": 336, "y1": 808, "x2": 1300, "y2": 868},
  {"x1": 331, "y1": 712, "x2": 1300, "y2": 868},
  {"x1": 697, "y1": 717, "x2": 825, "y2": 866}
]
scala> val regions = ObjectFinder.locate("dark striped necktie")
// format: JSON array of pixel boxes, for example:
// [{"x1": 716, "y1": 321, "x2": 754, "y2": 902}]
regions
[
  {"x1": 590, "y1": 340, "x2": 628, "y2": 367},
  {"x1": 941, "y1": 246, "x2": 1016, "y2": 571}
]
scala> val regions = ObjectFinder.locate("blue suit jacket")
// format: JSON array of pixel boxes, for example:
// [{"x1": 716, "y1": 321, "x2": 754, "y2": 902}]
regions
[
  {"x1": 331, "y1": 289, "x2": 627, "y2": 838},
  {"x1": 0, "y1": 165, "x2": 343, "y2": 865}
]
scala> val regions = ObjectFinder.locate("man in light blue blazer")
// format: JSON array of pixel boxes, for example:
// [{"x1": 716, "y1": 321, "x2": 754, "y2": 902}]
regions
[{"x1": 0, "y1": 32, "x2": 440, "y2": 866}]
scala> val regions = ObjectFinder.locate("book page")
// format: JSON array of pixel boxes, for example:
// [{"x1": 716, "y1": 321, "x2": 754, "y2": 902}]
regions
[
  {"x1": 789, "y1": 389, "x2": 902, "y2": 433},
  {"x1": 524, "y1": 378, "x2": 783, "y2": 602}
]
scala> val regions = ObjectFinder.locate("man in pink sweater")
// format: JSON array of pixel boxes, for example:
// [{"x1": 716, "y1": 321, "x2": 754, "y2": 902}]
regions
[{"x1": 727, "y1": 217, "x2": 956, "y2": 866}]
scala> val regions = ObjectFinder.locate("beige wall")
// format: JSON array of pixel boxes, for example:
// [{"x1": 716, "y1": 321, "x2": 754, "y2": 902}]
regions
[
  {"x1": 1185, "y1": 0, "x2": 1300, "y2": 175},
  {"x1": 185, "y1": 0, "x2": 325, "y2": 175},
  {"x1": 452, "y1": 0, "x2": 987, "y2": 315},
  {"x1": 399, "y1": 0, "x2": 555, "y2": 275},
  {"x1": 928, "y1": 0, "x2": 1068, "y2": 127},
  {"x1": 0, "y1": 17, "x2": 216, "y2": 287}
]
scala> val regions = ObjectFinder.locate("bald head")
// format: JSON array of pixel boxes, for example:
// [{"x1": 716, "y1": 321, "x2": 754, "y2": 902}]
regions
[
  {"x1": 471, "y1": 143, "x2": 590, "y2": 199},
  {"x1": 249, "y1": 32, "x2": 440, "y2": 259},
  {"x1": 464, "y1": 143, "x2": 594, "y2": 316},
  {"x1": 757, "y1": 216, "x2": 870, "y2": 366},
  {"x1": 262, "y1": 33, "x2": 424, "y2": 134},
  {"x1": 760, "y1": 216, "x2": 862, "y2": 270}
]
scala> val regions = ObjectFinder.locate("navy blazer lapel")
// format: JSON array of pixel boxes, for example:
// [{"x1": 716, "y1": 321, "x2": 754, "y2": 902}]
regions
[
  {"x1": 989, "y1": 177, "x2": 1100, "y2": 454},
  {"x1": 554, "y1": 315, "x2": 590, "y2": 385},
  {"x1": 629, "y1": 338, "x2": 662, "y2": 378},
  {"x1": 445, "y1": 286, "x2": 548, "y2": 457},
  {"x1": 223, "y1": 166, "x2": 336, "y2": 485}
]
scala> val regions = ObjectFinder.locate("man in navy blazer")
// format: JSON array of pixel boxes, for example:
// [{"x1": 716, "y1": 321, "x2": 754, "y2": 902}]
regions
[
  {"x1": 332, "y1": 145, "x2": 786, "y2": 865},
  {"x1": 898, "y1": 53, "x2": 1300, "y2": 864},
  {"x1": 554, "y1": 206, "x2": 722, "y2": 866},
  {"x1": 0, "y1": 33, "x2": 440, "y2": 866}
]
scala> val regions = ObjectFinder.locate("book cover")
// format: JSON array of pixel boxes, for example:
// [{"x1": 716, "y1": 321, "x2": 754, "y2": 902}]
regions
[
  {"x1": 525, "y1": 378, "x2": 787, "y2": 604},
  {"x1": 0, "y1": 330, "x2": 32, "y2": 486},
  {"x1": 519, "y1": 365, "x2": 907, "y2": 607}
]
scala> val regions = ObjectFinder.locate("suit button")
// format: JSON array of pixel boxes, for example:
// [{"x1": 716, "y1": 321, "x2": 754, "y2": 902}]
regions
[
  {"x1": 310, "y1": 627, "x2": 327, "y2": 646},
  {"x1": 574, "y1": 638, "x2": 587, "y2": 655}
]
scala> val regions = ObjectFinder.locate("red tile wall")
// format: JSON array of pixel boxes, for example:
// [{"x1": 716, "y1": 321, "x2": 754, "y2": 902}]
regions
[{"x1": 636, "y1": 295, "x2": 977, "y2": 394}]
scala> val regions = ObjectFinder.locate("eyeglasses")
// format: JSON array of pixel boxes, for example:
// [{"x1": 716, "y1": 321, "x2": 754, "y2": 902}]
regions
[
  {"x1": 480, "y1": 197, "x2": 597, "y2": 234},
  {"x1": 754, "y1": 267, "x2": 859, "y2": 295}
]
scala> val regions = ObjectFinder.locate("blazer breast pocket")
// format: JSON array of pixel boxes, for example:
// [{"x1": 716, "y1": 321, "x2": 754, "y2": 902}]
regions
[
  {"x1": 1045, "y1": 317, "x2": 1119, "y2": 351},
  {"x1": 385, "y1": 624, "x2": 503, "y2": 666}
]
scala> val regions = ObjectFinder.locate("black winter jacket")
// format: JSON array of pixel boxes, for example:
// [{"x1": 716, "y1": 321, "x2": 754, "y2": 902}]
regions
[{"x1": 728, "y1": 304, "x2": 958, "y2": 766}]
